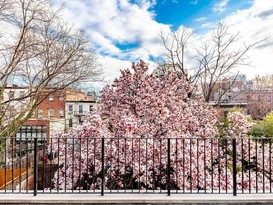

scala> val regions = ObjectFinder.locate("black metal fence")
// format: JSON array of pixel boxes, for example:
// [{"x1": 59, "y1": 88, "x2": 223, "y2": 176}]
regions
[{"x1": 0, "y1": 136, "x2": 272, "y2": 196}]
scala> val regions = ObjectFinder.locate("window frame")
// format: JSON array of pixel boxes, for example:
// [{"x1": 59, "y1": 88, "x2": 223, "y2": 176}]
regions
[
  {"x1": 48, "y1": 109, "x2": 54, "y2": 118},
  {"x1": 59, "y1": 94, "x2": 64, "y2": 101},
  {"x1": 48, "y1": 94, "x2": 54, "y2": 101},
  {"x1": 59, "y1": 110, "x2": 64, "y2": 118},
  {"x1": 79, "y1": 105, "x2": 83, "y2": 113},
  {"x1": 9, "y1": 91, "x2": 15, "y2": 99},
  {"x1": 68, "y1": 105, "x2": 73, "y2": 113},
  {"x1": 38, "y1": 109, "x2": 43, "y2": 118}
]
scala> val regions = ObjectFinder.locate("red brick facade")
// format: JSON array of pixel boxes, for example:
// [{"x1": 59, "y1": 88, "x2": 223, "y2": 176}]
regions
[
  {"x1": 23, "y1": 90, "x2": 66, "y2": 140},
  {"x1": 36, "y1": 91, "x2": 66, "y2": 119},
  {"x1": 210, "y1": 75, "x2": 273, "y2": 120},
  {"x1": 245, "y1": 90, "x2": 273, "y2": 119}
]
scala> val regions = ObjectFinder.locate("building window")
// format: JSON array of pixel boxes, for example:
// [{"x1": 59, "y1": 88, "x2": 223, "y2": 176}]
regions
[
  {"x1": 79, "y1": 105, "x2": 83, "y2": 113},
  {"x1": 9, "y1": 91, "x2": 15, "y2": 99},
  {"x1": 19, "y1": 91, "x2": 25, "y2": 98},
  {"x1": 59, "y1": 94, "x2": 64, "y2": 101},
  {"x1": 268, "y1": 95, "x2": 272, "y2": 102},
  {"x1": 89, "y1": 105, "x2": 93, "y2": 112},
  {"x1": 79, "y1": 118, "x2": 83, "y2": 124},
  {"x1": 69, "y1": 119, "x2": 73, "y2": 127},
  {"x1": 49, "y1": 94, "x2": 54, "y2": 101},
  {"x1": 68, "y1": 105, "x2": 73, "y2": 113},
  {"x1": 8, "y1": 106, "x2": 15, "y2": 118},
  {"x1": 16, "y1": 126, "x2": 47, "y2": 145},
  {"x1": 48, "y1": 110, "x2": 54, "y2": 118},
  {"x1": 37, "y1": 110, "x2": 43, "y2": 118},
  {"x1": 59, "y1": 110, "x2": 64, "y2": 118}
]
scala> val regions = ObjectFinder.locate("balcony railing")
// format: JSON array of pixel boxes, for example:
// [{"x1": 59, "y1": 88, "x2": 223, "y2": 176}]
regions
[
  {"x1": 73, "y1": 111, "x2": 87, "y2": 116},
  {"x1": 0, "y1": 136, "x2": 272, "y2": 196}
]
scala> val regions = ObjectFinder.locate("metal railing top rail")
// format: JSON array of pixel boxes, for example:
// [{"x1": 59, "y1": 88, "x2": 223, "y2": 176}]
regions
[{"x1": 4, "y1": 136, "x2": 273, "y2": 139}]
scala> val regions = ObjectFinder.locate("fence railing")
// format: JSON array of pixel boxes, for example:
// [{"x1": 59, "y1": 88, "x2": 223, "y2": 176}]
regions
[{"x1": 0, "y1": 136, "x2": 272, "y2": 196}]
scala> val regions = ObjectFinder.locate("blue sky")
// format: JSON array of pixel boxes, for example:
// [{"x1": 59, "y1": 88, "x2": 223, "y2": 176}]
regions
[
  {"x1": 55, "y1": 0, "x2": 273, "y2": 83},
  {"x1": 153, "y1": 0, "x2": 252, "y2": 29}
]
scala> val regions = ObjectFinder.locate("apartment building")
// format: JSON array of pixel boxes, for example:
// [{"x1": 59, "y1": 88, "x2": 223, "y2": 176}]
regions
[
  {"x1": 2, "y1": 86, "x2": 29, "y2": 122},
  {"x1": 209, "y1": 75, "x2": 273, "y2": 119},
  {"x1": 245, "y1": 89, "x2": 273, "y2": 119},
  {"x1": 65, "y1": 89, "x2": 96, "y2": 131}
]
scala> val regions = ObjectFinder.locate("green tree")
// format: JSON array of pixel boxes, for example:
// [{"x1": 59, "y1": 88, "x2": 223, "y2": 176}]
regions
[{"x1": 250, "y1": 112, "x2": 273, "y2": 138}]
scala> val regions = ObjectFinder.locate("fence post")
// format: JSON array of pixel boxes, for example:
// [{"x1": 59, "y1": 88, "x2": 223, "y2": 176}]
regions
[
  {"x1": 232, "y1": 138, "x2": 237, "y2": 196},
  {"x1": 167, "y1": 138, "x2": 171, "y2": 196},
  {"x1": 101, "y1": 138, "x2": 105, "y2": 196},
  {"x1": 34, "y1": 138, "x2": 38, "y2": 196}
]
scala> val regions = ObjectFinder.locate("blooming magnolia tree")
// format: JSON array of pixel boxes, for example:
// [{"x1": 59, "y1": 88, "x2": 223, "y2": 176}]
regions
[
  {"x1": 51, "y1": 61, "x2": 273, "y2": 192},
  {"x1": 224, "y1": 112, "x2": 273, "y2": 190},
  {"x1": 100, "y1": 60, "x2": 217, "y2": 139}
]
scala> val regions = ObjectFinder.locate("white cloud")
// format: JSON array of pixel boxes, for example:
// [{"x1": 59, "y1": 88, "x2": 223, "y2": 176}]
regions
[
  {"x1": 221, "y1": 0, "x2": 273, "y2": 78},
  {"x1": 171, "y1": 0, "x2": 273, "y2": 80},
  {"x1": 55, "y1": 0, "x2": 170, "y2": 81},
  {"x1": 212, "y1": 0, "x2": 229, "y2": 13},
  {"x1": 97, "y1": 55, "x2": 132, "y2": 82},
  {"x1": 97, "y1": 54, "x2": 158, "y2": 82},
  {"x1": 55, "y1": 0, "x2": 273, "y2": 82},
  {"x1": 195, "y1": 17, "x2": 207, "y2": 22},
  {"x1": 191, "y1": 0, "x2": 273, "y2": 79},
  {"x1": 200, "y1": 22, "x2": 214, "y2": 29},
  {"x1": 59, "y1": 0, "x2": 170, "y2": 57}
]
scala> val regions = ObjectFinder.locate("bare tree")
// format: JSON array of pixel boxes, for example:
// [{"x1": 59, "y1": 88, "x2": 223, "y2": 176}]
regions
[
  {"x1": 245, "y1": 74, "x2": 273, "y2": 119},
  {"x1": 159, "y1": 27, "x2": 194, "y2": 82},
  {"x1": 160, "y1": 22, "x2": 262, "y2": 104},
  {"x1": 197, "y1": 23, "x2": 261, "y2": 104},
  {"x1": 250, "y1": 74, "x2": 273, "y2": 90},
  {"x1": 0, "y1": 0, "x2": 102, "y2": 142}
]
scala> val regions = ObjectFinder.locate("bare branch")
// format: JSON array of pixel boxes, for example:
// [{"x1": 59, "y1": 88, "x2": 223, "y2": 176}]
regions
[
  {"x1": 160, "y1": 22, "x2": 264, "y2": 105},
  {"x1": 0, "y1": 0, "x2": 102, "y2": 138},
  {"x1": 197, "y1": 22, "x2": 263, "y2": 104}
]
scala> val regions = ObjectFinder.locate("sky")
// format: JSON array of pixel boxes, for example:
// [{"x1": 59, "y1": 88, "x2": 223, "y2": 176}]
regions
[{"x1": 54, "y1": 0, "x2": 273, "y2": 86}]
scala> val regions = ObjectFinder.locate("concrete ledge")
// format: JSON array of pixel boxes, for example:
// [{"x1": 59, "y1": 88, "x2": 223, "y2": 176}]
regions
[{"x1": 1, "y1": 194, "x2": 273, "y2": 204}]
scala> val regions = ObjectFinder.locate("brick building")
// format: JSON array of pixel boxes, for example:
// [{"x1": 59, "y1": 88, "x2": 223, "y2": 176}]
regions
[
  {"x1": 4, "y1": 86, "x2": 97, "y2": 138},
  {"x1": 32, "y1": 90, "x2": 66, "y2": 134},
  {"x1": 245, "y1": 89, "x2": 273, "y2": 119},
  {"x1": 35, "y1": 90, "x2": 65, "y2": 119},
  {"x1": 209, "y1": 75, "x2": 273, "y2": 120},
  {"x1": 210, "y1": 75, "x2": 247, "y2": 104}
]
